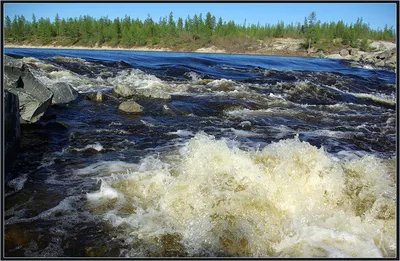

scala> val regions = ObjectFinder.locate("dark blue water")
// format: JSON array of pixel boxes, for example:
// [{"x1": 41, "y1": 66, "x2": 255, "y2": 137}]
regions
[{"x1": 4, "y1": 48, "x2": 397, "y2": 257}]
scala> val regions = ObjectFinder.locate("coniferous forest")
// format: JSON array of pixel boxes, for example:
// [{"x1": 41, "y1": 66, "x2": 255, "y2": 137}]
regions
[{"x1": 4, "y1": 12, "x2": 396, "y2": 52}]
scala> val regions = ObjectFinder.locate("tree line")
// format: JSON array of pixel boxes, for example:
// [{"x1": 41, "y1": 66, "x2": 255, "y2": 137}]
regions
[{"x1": 4, "y1": 11, "x2": 396, "y2": 52}]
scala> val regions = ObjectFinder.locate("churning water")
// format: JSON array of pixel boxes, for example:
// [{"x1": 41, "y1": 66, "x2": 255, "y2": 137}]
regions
[{"x1": 4, "y1": 48, "x2": 397, "y2": 257}]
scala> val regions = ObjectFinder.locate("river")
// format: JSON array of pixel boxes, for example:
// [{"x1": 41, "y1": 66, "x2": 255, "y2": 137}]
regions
[{"x1": 4, "y1": 48, "x2": 397, "y2": 257}]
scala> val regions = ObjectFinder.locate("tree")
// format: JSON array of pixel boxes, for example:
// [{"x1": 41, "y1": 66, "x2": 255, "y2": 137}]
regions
[
  {"x1": 5, "y1": 16, "x2": 11, "y2": 38},
  {"x1": 55, "y1": 13, "x2": 60, "y2": 37},
  {"x1": 303, "y1": 12, "x2": 318, "y2": 50}
]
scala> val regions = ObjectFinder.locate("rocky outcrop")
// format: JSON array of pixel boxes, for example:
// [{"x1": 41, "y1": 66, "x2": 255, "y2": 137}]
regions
[
  {"x1": 5, "y1": 60, "x2": 53, "y2": 123},
  {"x1": 4, "y1": 89, "x2": 20, "y2": 177},
  {"x1": 47, "y1": 82, "x2": 79, "y2": 104},
  {"x1": 118, "y1": 101, "x2": 143, "y2": 113},
  {"x1": 4, "y1": 55, "x2": 82, "y2": 123},
  {"x1": 327, "y1": 41, "x2": 396, "y2": 71}
]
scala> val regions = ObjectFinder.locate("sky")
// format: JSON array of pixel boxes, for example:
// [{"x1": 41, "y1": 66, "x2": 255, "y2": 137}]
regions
[{"x1": 3, "y1": 3, "x2": 397, "y2": 31}]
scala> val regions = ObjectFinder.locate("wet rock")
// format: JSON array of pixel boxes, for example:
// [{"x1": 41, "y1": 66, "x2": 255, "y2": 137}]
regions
[
  {"x1": 114, "y1": 84, "x2": 136, "y2": 97},
  {"x1": 238, "y1": 121, "x2": 252, "y2": 130},
  {"x1": 47, "y1": 82, "x2": 79, "y2": 104},
  {"x1": 118, "y1": 101, "x2": 143, "y2": 113},
  {"x1": 86, "y1": 92, "x2": 105, "y2": 102},
  {"x1": 135, "y1": 88, "x2": 172, "y2": 100},
  {"x1": 95, "y1": 92, "x2": 103, "y2": 102},
  {"x1": 5, "y1": 65, "x2": 53, "y2": 124},
  {"x1": 115, "y1": 84, "x2": 171, "y2": 100},
  {"x1": 4, "y1": 89, "x2": 20, "y2": 177},
  {"x1": 4, "y1": 56, "x2": 25, "y2": 89},
  {"x1": 339, "y1": 49, "x2": 349, "y2": 57},
  {"x1": 162, "y1": 104, "x2": 173, "y2": 114}
]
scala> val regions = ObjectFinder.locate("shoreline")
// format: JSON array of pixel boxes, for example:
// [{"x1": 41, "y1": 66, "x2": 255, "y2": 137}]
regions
[
  {"x1": 4, "y1": 43, "x2": 315, "y2": 59},
  {"x1": 4, "y1": 41, "x2": 397, "y2": 69}
]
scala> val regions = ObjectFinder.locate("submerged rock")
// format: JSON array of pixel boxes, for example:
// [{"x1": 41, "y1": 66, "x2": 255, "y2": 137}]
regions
[
  {"x1": 115, "y1": 85, "x2": 172, "y2": 100},
  {"x1": 47, "y1": 82, "x2": 79, "y2": 104},
  {"x1": 135, "y1": 88, "x2": 172, "y2": 100},
  {"x1": 4, "y1": 89, "x2": 20, "y2": 178},
  {"x1": 114, "y1": 84, "x2": 136, "y2": 97},
  {"x1": 118, "y1": 101, "x2": 143, "y2": 113}
]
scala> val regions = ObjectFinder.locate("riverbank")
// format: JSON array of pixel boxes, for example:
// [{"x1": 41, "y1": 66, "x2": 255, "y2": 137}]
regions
[{"x1": 5, "y1": 38, "x2": 396, "y2": 70}]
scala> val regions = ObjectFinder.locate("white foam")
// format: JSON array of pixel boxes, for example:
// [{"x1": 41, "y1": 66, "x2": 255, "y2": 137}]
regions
[
  {"x1": 75, "y1": 142, "x2": 104, "y2": 152},
  {"x1": 85, "y1": 133, "x2": 396, "y2": 257},
  {"x1": 7, "y1": 174, "x2": 28, "y2": 192},
  {"x1": 167, "y1": 130, "x2": 195, "y2": 137}
]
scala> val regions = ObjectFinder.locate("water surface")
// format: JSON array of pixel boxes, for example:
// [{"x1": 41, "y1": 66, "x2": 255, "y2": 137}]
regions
[{"x1": 4, "y1": 48, "x2": 396, "y2": 257}]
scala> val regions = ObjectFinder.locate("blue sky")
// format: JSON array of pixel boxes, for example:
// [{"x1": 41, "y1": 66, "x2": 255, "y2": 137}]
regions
[{"x1": 4, "y1": 3, "x2": 397, "y2": 30}]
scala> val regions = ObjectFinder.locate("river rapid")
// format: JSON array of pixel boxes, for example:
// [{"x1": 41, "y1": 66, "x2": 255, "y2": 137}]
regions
[{"x1": 4, "y1": 48, "x2": 397, "y2": 257}]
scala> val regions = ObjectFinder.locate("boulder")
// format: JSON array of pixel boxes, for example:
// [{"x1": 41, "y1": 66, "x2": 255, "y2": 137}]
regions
[
  {"x1": 4, "y1": 89, "x2": 20, "y2": 178},
  {"x1": 384, "y1": 60, "x2": 396, "y2": 70},
  {"x1": 5, "y1": 68, "x2": 53, "y2": 123},
  {"x1": 118, "y1": 101, "x2": 143, "y2": 113},
  {"x1": 238, "y1": 121, "x2": 252, "y2": 130},
  {"x1": 4, "y1": 56, "x2": 56, "y2": 123},
  {"x1": 4, "y1": 55, "x2": 24, "y2": 89},
  {"x1": 349, "y1": 48, "x2": 358, "y2": 56},
  {"x1": 375, "y1": 60, "x2": 385, "y2": 67},
  {"x1": 114, "y1": 84, "x2": 136, "y2": 97},
  {"x1": 47, "y1": 82, "x2": 79, "y2": 104},
  {"x1": 339, "y1": 49, "x2": 349, "y2": 57},
  {"x1": 135, "y1": 88, "x2": 172, "y2": 100},
  {"x1": 375, "y1": 50, "x2": 394, "y2": 61},
  {"x1": 114, "y1": 84, "x2": 171, "y2": 100}
]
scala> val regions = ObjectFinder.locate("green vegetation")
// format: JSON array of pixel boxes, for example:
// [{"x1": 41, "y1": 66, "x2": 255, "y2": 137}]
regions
[{"x1": 4, "y1": 12, "x2": 396, "y2": 53}]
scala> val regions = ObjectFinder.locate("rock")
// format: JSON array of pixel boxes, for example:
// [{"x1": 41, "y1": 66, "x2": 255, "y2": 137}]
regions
[
  {"x1": 238, "y1": 121, "x2": 252, "y2": 130},
  {"x1": 114, "y1": 84, "x2": 171, "y2": 100},
  {"x1": 86, "y1": 92, "x2": 104, "y2": 102},
  {"x1": 135, "y1": 88, "x2": 171, "y2": 100},
  {"x1": 4, "y1": 89, "x2": 20, "y2": 178},
  {"x1": 47, "y1": 82, "x2": 79, "y2": 104},
  {"x1": 384, "y1": 60, "x2": 396, "y2": 69},
  {"x1": 375, "y1": 60, "x2": 385, "y2": 67},
  {"x1": 114, "y1": 84, "x2": 136, "y2": 97},
  {"x1": 5, "y1": 66, "x2": 53, "y2": 124},
  {"x1": 4, "y1": 56, "x2": 24, "y2": 89},
  {"x1": 316, "y1": 50, "x2": 325, "y2": 58},
  {"x1": 96, "y1": 92, "x2": 103, "y2": 102},
  {"x1": 307, "y1": 47, "x2": 316, "y2": 54},
  {"x1": 118, "y1": 101, "x2": 143, "y2": 113},
  {"x1": 162, "y1": 104, "x2": 175, "y2": 115},
  {"x1": 375, "y1": 50, "x2": 393, "y2": 61},
  {"x1": 4, "y1": 55, "x2": 53, "y2": 123},
  {"x1": 349, "y1": 48, "x2": 358, "y2": 56},
  {"x1": 339, "y1": 49, "x2": 349, "y2": 57}
]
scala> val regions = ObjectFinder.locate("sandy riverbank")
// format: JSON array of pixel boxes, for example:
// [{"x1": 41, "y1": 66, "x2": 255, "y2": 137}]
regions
[
  {"x1": 4, "y1": 38, "x2": 312, "y2": 57},
  {"x1": 4, "y1": 39, "x2": 396, "y2": 67}
]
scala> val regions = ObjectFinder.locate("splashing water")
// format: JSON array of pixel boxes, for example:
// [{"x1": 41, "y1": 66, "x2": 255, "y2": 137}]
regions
[{"x1": 86, "y1": 134, "x2": 396, "y2": 257}]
